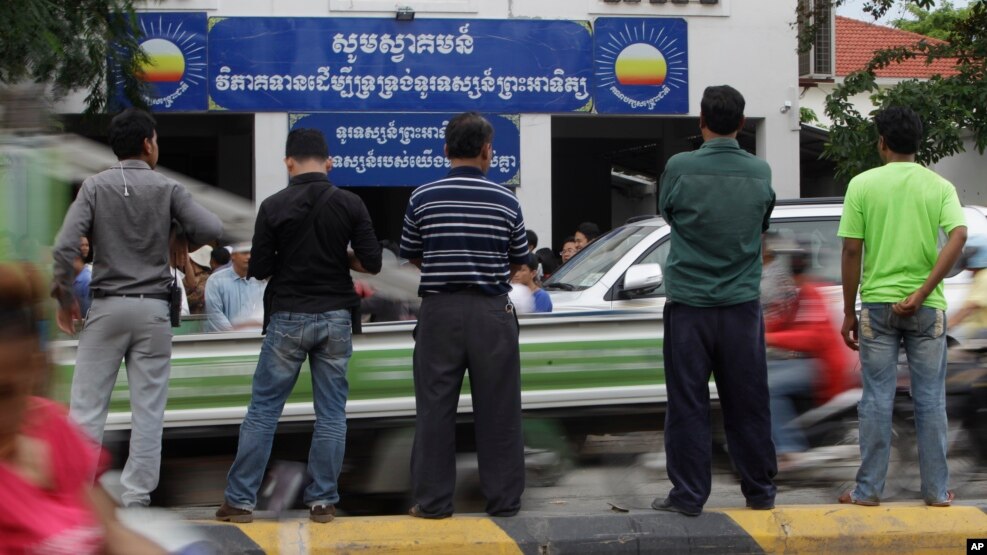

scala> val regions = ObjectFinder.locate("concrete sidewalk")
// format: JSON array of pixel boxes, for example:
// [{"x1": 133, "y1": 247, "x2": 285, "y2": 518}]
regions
[{"x1": 183, "y1": 502, "x2": 987, "y2": 554}]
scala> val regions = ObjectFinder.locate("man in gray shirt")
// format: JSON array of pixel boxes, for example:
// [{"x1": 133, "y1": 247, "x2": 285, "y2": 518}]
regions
[{"x1": 52, "y1": 108, "x2": 223, "y2": 507}]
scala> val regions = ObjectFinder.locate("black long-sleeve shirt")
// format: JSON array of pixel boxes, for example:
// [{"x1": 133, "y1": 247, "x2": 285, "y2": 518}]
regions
[{"x1": 249, "y1": 172, "x2": 381, "y2": 314}]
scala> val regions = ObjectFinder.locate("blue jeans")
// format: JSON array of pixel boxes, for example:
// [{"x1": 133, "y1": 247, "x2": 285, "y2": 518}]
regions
[
  {"x1": 768, "y1": 358, "x2": 815, "y2": 454},
  {"x1": 852, "y1": 303, "x2": 950, "y2": 505},
  {"x1": 224, "y1": 310, "x2": 352, "y2": 510}
]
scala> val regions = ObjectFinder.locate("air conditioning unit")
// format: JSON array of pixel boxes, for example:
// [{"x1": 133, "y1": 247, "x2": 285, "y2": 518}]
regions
[{"x1": 798, "y1": 0, "x2": 834, "y2": 80}]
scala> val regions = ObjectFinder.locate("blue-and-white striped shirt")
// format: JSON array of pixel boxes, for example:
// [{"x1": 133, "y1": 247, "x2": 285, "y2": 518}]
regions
[{"x1": 400, "y1": 166, "x2": 528, "y2": 296}]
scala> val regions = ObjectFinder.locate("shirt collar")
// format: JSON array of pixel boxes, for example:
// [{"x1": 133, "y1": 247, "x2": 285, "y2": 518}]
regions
[
  {"x1": 446, "y1": 166, "x2": 487, "y2": 179},
  {"x1": 114, "y1": 159, "x2": 152, "y2": 170},
  {"x1": 700, "y1": 137, "x2": 741, "y2": 150},
  {"x1": 289, "y1": 172, "x2": 331, "y2": 186}
]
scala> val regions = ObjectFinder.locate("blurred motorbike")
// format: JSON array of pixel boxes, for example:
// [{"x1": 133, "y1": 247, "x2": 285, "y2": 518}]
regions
[{"x1": 777, "y1": 344, "x2": 987, "y2": 497}]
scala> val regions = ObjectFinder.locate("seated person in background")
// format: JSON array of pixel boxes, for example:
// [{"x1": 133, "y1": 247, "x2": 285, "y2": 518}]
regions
[
  {"x1": 511, "y1": 253, "x2": 552, "y2": 313},
  {"x1": 559, "y1": 236, "x2": 577, "y2": 264},
  {"x1": 184, "y1": 245, "x2": 213, "y2": 315},
  {"x1": 950, "y1": 234, "x2": 987, "y2": 344},
  {"x1": 573, "y1": 222, "x2": 600, "y2": 251},
  {"x1": 205, "y1": 242, "x2": 267, "y2": 332},
  {"x1": 73, "y1": 236, "x2": 93, "y2": 317}
]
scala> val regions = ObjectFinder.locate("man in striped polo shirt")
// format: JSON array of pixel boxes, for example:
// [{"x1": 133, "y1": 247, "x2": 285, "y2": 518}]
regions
[{"x1": 400, "y1": 112, "x2": 529, "y2": 519}]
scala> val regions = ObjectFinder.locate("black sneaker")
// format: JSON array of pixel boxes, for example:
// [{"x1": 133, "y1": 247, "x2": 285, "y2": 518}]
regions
[
  {"x1": 215, "y1": 502, "x2": 253, "y2": 523},
  {"x1": 408, "y1": 504, "x2": 452, "y2": 519},
  {"x1": 745, "y1": 499, "x2": 775, "y2": 510},
  {"x1": 651, "y1": 497, "x2": 701, "y2": 517},
  {"x1": 310, "y1": 504, "x2": 335, "y2": 523}
]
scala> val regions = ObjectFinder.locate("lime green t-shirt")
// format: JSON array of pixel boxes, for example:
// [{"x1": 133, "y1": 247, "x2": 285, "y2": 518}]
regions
[{"x1": 837, "y1": 162, "x2": 966, "y2": 310}]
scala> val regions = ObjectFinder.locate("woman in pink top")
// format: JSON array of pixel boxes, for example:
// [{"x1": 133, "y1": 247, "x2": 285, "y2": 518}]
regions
[{"x1": 0, "y1": 263, "x2": 164, "y2": 555}]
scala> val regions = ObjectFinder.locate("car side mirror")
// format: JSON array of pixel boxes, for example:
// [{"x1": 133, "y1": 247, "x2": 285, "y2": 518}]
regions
[{"x1": 624, "y1": 263, "x2": 663, "y2": 293}]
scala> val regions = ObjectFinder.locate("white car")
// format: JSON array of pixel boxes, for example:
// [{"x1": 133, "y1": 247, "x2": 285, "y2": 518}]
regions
[{"x1": 544, "y1": 199, "x2": 987, "y2": 326}]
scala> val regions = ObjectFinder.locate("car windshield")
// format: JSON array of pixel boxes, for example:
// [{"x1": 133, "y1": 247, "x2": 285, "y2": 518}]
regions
[{"x1": 544, "y1": 225, "x2": 661, "y2": 291}]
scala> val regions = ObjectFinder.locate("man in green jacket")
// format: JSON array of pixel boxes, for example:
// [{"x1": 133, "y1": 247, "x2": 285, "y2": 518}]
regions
[{"x1": 656, "y1": 85, "x2": 777, "y2": 516}]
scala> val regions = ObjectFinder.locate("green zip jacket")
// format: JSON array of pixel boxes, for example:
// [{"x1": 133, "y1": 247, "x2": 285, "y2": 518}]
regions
[{"x1": 659, "y1": 137, "x2": 775, "y2": 307}]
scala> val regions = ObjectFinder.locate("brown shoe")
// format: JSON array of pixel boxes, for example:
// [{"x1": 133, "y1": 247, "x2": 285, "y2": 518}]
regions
[
  {"x1": 928, "y1": 490, "x2": 955, "y2": 507},
  {"x1": 837, "y1": 491, "x2": 879, "y2": 507},
  {"x1": 215, "y1": 502, "x2": 253, "y2": 523},
  {"x1": 310, "y1": 504, "x2": 335, "y2": 523}
]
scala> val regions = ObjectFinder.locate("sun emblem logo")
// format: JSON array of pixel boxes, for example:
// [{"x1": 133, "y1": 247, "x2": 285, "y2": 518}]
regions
[
  {"x1": 594, "y1": 18, "x2": 689, "y2": 114},
  {"x1": 114, "y1": 13, "x2": 208, "y2": 111}
]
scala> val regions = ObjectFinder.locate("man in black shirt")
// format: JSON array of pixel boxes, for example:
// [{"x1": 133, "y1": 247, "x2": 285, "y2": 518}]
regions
[{"x1": 217, "y1": 129, "x2": 382, "y2": 524}]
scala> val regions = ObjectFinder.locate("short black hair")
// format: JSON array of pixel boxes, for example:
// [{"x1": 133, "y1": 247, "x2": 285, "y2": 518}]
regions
[
  {"x1": 535, "y1": 247, "x2": 560, "y2": 275},
  {"x1": 108, "y1": 108, "x2": 156, "y2": 159},
  {"x1": 446, "y1": 112, "x2": 494, "y2": 159},
  {"x1": 700, "y1": 85, "x2": 746, "y2": 135},
  {"x1": 211, "y1": 246, "x2": 231, "y2": 266},
  {"x1": 874, "y1": 106, "x2": 923, "y2": 155},
  {"x1": 286, "y1": 128, "x2": 329, "y2": 161},
  {"x1": 522, "y1": 252, "x2": 539, "y2": 271},
  {"x1": 576, "y1": 222, "x2": 601, "y2": 241},
  {"x1": 526, "y1": 230, "x2": 538, "y2": 249}
]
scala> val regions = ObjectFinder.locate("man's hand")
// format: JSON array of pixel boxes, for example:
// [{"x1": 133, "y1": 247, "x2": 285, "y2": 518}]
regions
[
  {"x1": 841, "y1": 312, "x2": 859, "y2": 351},
  {"x1": 892, "y1": 290, "x2": 927, "y2": 317},
  {"x1": 56, "y1": 301, "x2": 81, "y2": 335}
]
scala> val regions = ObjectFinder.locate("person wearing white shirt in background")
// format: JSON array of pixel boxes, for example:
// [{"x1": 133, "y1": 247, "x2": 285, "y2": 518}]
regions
[{"x1": 205, "y1": 242, "x2": 266, "y2": 332}]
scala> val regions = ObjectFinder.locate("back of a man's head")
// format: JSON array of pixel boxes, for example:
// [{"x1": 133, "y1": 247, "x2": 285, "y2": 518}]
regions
[
  {"x1": 700, "y1": 85, "x2": 745, "y2": 136},
  {"x1": 108, "y1": 108, "x2": 156, "y2": 160},
  {"x1": 576, "y1": 221, "x2": 600, "y2": 241},
  {"x1": 445, "y1": 112, "x2": 494, "y2": 159},
  {"x1": 285, "y1": 128, "x2": 329, "y2": 161},
  {"x1": 874, "y1": 106, "x2": 923, "y2": 155},
  {"x1": 527, "y1": 230, "x2": 538, "y2": 250}
]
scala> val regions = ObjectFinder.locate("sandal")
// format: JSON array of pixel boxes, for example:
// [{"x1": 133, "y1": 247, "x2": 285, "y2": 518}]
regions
[
  {"x1": 838, "y1": 491, "x2": 880, "y2": 506},
  {"x1": 927, "y1": 490, "x2": 955, "y2": 507}
]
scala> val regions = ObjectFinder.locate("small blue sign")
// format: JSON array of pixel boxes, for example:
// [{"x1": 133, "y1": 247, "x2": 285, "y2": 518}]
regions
[
  {"x1": 111, "y1": 12, "x2": 209, "y2": 112},
  {"x1": 291, "y1": 113, "x2": 521, "y2": 188},
  {"x1": 209, "y1": 18, "x2": 593, "y2": 113},
  {"x1": 593, "y1": 18, "x2": 689, "y2": 114}
]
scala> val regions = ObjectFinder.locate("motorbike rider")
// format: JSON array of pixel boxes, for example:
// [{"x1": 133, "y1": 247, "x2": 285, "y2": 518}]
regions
[
  {"x1": 949, "y1": 233, "x2": 987, "y2": 345},
  {"x1": 764, "y1": 242, "x2": 850, "y2": 471}
]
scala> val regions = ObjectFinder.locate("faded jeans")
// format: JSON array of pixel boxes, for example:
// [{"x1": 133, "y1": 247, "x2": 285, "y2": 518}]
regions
[
  {"x1": 224, "y1": 310, "x2": 352, "y2": 510},
  {"x1": 852, "y1": 303, "x2": 950, "y2": 505},
  {"x1": 768, "y1": 358, "x2": 815, "y2": 454}
]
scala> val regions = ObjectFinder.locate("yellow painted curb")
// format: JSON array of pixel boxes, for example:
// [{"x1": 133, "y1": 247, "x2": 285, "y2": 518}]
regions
[
  {"x1": 227, "y1": 516, "x2": 523, "y2": 555},
  {"x1": 720, "y1": 503, "x2": 987, "y2": 554}
]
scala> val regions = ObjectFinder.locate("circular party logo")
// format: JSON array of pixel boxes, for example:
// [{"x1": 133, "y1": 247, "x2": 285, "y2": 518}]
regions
[
  {"x1": 114, "y1": 13, "x2": 208, "y2": 111},
  {"x1": 594, "y1": 18, "x2": 689, "y2": 114}
]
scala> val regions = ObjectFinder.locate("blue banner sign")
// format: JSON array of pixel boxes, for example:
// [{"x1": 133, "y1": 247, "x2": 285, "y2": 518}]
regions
[
  {"x1": 209, "y1": 18, "x2": 592, "y2": 113},
  {"x1": 112, "y1": 12, "x2": 209, "y2": 112},
  {"x1": 291, "y1": 113, "x2": 521, "y2": 188},
  {"x1": 593, "y1": 18, "x2": 689, "y2": 114}
]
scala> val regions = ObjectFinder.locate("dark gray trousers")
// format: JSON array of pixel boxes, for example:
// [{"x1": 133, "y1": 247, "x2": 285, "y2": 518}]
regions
[{"x1": 410, "y1": 290, "x2": 524, "y2": 516}]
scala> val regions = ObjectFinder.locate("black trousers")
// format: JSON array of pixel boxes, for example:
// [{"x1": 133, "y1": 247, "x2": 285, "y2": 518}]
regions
[
  {"x1": 663, "y1": 299, "x2": 777, "y2": 512},
  {"x1": 410, "y1": 290, "x2": 524, "y2": 516}
]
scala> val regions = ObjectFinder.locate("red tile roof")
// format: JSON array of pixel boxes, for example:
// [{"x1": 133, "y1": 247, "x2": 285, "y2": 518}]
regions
[{"x1": 836, "y1": 16, "x2": 960, "y2": 78}]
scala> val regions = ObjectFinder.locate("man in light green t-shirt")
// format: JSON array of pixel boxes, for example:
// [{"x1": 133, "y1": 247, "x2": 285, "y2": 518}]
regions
[{"x1": 837, "y1": 106, "x2": 967, "y2": 508}]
